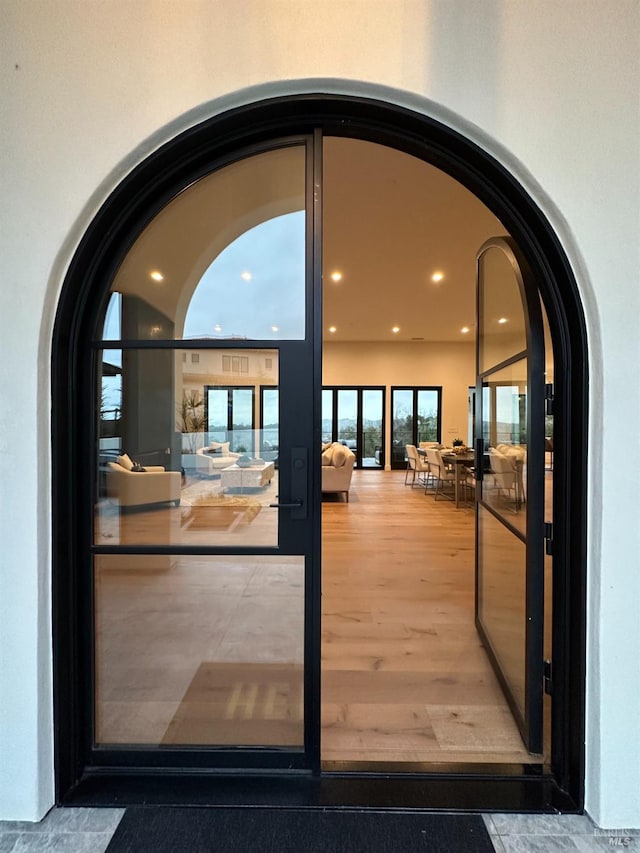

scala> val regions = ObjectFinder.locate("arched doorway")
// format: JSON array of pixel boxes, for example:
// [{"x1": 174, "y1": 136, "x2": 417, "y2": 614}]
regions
[{"x1": 53, "y1": 95, "x2": 586, "y2": 811}]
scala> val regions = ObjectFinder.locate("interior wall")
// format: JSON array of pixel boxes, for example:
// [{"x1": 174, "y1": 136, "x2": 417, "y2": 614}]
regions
[
  {"x1": 1, "y1": 0, "x2": 639, "y2": 825},
  {"x1": 323, "y1": 341, "x2": 474, "y2": 457}
]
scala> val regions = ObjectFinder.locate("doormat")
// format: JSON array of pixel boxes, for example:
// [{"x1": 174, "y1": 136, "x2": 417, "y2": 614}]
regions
[
  {"x1": 106, "y1": 807, "x2": 494, "y2": 853},
  {"x1": 161, "y1": 663, "x2": 304, "y2": 747}
]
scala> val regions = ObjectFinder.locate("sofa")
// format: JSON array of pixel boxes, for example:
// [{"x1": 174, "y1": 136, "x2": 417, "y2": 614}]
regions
[
  {"x1": 195, "y1": 441, "x2": 241, "y2": 474},
  {"x1": 321, "y1": 442, "x2": 356, "y2": 501},
  {"x1": 106, "y1": 454, "x2": 181, "y2": 509}
]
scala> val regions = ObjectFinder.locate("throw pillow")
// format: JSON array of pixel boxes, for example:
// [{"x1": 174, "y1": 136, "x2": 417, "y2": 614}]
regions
[
  {"x1": 131, "y1": 463, "x2": 146, "y2": 472},
  {"x1": 321, "y1": 445, "x2": 335, "y2": 466},
  {"x1": 209, "y1": 441, "x2": 230, "y2": 455},
  {"x1": 116, "y1": 453, "x2": 134, "y2": 471},
  {"x1": 331, "y1": 443, "x2": 348, "y2": 467}
]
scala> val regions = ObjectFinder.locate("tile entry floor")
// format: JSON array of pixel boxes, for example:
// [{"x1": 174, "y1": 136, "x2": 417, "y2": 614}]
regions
[{"x1": 1, "y1": 808, "x2": 637, "y2": 852}]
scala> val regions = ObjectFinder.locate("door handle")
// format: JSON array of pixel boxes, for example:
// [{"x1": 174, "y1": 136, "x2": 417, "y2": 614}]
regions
[
  {"x1": 268, "y1": 448, "x2": 307, "y2": 519},
  {"x1": 269, "y1": 499, "x2": 303, "y2": 509}
]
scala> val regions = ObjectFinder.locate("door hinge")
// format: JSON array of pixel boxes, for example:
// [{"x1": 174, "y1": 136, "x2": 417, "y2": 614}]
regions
[
  {"x1": 545, "y1": 383, "x2": 555, "y2": 416},
  {"x1": 544, "y1": 659, "x2": 553, "y2": 696},
  {"x1": 544, "y1": 521, "x2": 553, "y2": 555}
]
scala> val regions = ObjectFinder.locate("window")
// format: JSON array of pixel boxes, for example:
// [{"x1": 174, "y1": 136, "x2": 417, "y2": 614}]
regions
[
  {"x1": 191, "y1": 353, "x2": 200, "y2": 364},
  {"x1": 222, "y1": 355, "x2": 249, "y2": 373}
]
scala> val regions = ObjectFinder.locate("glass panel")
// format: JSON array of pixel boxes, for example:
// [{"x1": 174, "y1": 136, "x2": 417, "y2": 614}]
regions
[
  {"x1": 230, "y1": 388, "x2": 254, "y2": 452},
  {"x1": 106, "y1": 146, "x2": 306, "y2": 341},
  {"x1": 479, "y1": 245, "x2": 527, "y2": 372},
  {"x1": 94, "y1": 554, "x2": 305, "y2": 747},
  {"x1": 477, "y1": 505, "x2": 527, "y2": 717},
  {"x1": 361, "y1": 389, "x2": 383, "y2": 468},
  {"x1": 416, "y1": 389, "x2": 438, "y2": 442},
  {"x1": 336, "y1": 389, "x2": 357, "y2": 453},
  {"x1": 95, "y1": 349, "x2": 279, "y2": 547},
  {"x1": 260, "y1": 387, "x2": 279, "y2": 462},
  {"x1": 206, "y1": 388, "x2": 228, "y2": 443},
  {"x1": 102, "y1": 292, "x2": 122, "y2": 340},
  {"x1": 321, "y1": 389, "x2": 333, "y2": 443},
  {"x1": 391, "y1": 389, "x2": 413, "y2": 467},
  {"x1": 482, "y1": 358, "x2": 528, "y2": 531}
]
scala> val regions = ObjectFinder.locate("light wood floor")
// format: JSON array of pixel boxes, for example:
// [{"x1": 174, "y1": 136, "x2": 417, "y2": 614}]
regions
[
  {"x1": 94, "y1": 467, "x2": 549, "y2": 766},
  {"x1": 321, "y1": 468, "x2": 548, "y2": 767}
]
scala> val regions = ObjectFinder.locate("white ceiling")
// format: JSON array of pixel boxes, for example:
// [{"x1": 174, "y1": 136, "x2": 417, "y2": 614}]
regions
[{"x1": 322, "y1": 137, "x2": 508, "y2": 343}]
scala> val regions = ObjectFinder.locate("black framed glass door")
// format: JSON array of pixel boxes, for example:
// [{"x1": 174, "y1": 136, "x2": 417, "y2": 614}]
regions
[
  {"x1": 321, "y1": 386, "x2": 385, "y2": 468},
  {"x1": 474, "y1": 237, "x2": 545, "y2": 754},
  {"x1": 390, "y1": 387, "x2": 442, "y2": 469},
  {"x1": 89, "y1": 137, "x2": 321, "y2": 771}
]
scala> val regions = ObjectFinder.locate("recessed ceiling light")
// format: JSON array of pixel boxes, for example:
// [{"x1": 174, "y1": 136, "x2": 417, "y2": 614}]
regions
[
  {"x1": 329, "y1": 326, "x2": 337, "y2": 333},
  {"x1": 271, "y1": 325, "x2": 279, "y2": 332},
  {"x1": 431, "y1": 271, "x2": 445, "y2": 283},
  {"x1": 241, "y1": 271, "x2": 252, "y2": 281},
  {"x1": 150, "y1": 270, "x2": 164, "y2": 282},
  {"x1": 214, "y1": 324, "x2": 222, "y2": 332},
  {"x1": 392, "y1": 326, "x2": 400, "y2": 334},
  {"x1": 330, "y1": 271, "x2": 343, "y2": 282},
  {"x1": 498, "y1": 317, "x2": 508, "y2": 324},
  {"x1": 461, "y1": 326, "x2": 470, "y2": 334}
]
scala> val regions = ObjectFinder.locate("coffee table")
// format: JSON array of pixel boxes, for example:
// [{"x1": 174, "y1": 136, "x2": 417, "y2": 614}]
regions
[{"x1": 220, "y1": 461, "x2": 275, "y2": 492}]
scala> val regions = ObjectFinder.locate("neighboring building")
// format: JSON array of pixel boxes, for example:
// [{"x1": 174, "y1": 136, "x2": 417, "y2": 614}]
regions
[{"x1": 1, "y1": 0, "x2": 639, "y2": 829}]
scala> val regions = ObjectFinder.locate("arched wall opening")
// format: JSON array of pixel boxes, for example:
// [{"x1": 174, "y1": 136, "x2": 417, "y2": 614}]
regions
[{"x1": 52, "y1": 93, "x2": 587, "y2": 809}]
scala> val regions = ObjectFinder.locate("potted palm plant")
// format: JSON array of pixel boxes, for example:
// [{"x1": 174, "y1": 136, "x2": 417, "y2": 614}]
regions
[{"x1": 177, "y1": 391, "x2": 205, "y2": 454}]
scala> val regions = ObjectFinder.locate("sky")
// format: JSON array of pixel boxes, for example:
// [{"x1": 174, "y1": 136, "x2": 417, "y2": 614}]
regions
[{"x1": 184, "y1": 212, "x2": 305, "y2": 340}]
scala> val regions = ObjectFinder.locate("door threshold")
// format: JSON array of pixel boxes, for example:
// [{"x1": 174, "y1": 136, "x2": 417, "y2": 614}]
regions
[
  {"x1": 321, "y1": 760, "x2": 549, "y2": 775},
  {"x1": 62, "y1": 768, "x2": 578, "y2": 813}
]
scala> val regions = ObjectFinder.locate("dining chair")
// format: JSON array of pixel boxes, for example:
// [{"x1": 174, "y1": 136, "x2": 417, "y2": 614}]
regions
[
  {"x1": 462, "y1": 465, "x2": 477, "y2": 505},
  {"x1": 404, "y1": 444, "x2": 431, "y2": 489},
  {"x1": 488, "y1": 448, "x2": 520, "y2": 509},
  {"x1": 425, "y1": 448, "x2": 455, "y2": 501}
]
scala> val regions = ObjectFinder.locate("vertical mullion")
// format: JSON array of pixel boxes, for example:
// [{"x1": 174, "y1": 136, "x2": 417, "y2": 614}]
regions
[{"x1": 306, "y1": 128, "x2": 323, "y2": 771}]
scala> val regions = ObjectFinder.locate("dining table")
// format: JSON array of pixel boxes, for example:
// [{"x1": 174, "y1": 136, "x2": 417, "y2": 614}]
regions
[{"x1": 439, "y1": 450, "x2": 476, "y2": 508}]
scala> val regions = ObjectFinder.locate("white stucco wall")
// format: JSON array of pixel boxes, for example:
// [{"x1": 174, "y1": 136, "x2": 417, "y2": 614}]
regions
[{"x1": 1, "y1": 0, "x2": 639, "y2": 826}]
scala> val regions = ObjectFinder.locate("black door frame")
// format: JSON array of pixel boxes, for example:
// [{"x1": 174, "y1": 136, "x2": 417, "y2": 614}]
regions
[
  {"x1": 52, "y1": 94, "x2": 587, "y2": 811},
  {"x1": 474, "y1": 237, "x2": 546, "y2": 755},
  {"x1": 389, "y1": 386, "x2": 443, "y2": 469},
  {"x1": 322, "y1": 385, "x2": 387, "y2": 468}
]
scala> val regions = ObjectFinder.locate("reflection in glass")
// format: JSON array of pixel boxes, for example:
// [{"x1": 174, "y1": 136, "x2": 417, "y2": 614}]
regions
[
  {"x1": 102, "y1": 293, "x2": 122, "y2": 340},
  {"x1": 477, "y1": 505, "x2": 527, "y2": 716},
  {"x1": 482, "y1": 358, "x2": 528, "y2": 529},
  {"x1": 479, "y1": 245, "x2": 526, "y2": 372},
  {"x1": 260, "y1": 387, "x2": 279, "y2": 462},
  {"x1": 95, "y1": 349, "x2": 279, "y2": 547},
  {"x1": 94, "y1": 554, "x2": 305, "y2": 747},
  {"x1": 107, "y1": 146, "x2": 306, "y2": 341}
]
